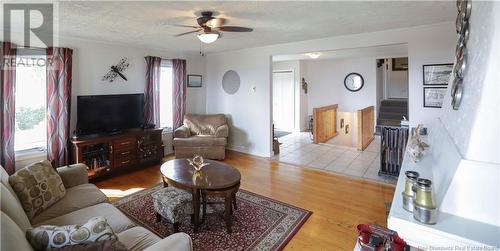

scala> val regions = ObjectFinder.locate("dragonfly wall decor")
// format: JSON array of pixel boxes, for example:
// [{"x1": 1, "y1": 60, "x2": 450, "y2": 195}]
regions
[{"x1": 102, "y1": 58, "x2": 130, "y2": 82}]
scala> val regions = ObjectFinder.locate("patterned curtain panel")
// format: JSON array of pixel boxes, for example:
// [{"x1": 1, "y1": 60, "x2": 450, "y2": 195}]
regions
[
  {"x1": 144, "y1": 56, "x2": 162, "y2": 127},
  {"x1": 0, "y1": 42, "x2": 16, "y2": 174},
  {"x1": 172, "y1": 59, "x2": 187, "y2": 130},
  {"x1": 46, "y1": 47, "x2": 73, "y2": 167}
]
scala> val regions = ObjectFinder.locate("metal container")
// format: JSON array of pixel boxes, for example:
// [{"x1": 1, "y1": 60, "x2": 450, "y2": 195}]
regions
[
  {"x1": 413, "y1": 178, "x2": 438, "y2": 224},
  {"x1": 414, "y1": 178, "x2": 436, "y2": 208},
  {"x1": 413, "y1": 203, "x2": 437, "y2": 224},
  {"x1": 402, "y1": 193, "x2": 415, "y2": 212},
  {"x1": 402, "y1": 171, "x2": 419, "y2": 212}
]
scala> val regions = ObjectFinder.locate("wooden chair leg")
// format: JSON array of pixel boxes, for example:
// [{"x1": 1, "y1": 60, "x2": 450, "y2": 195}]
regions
[
  {"x1": 155, "y1": 212, "x2": 162, "y2": 223},
  {"x1": 173, "y1": 222, "x2": 180, "y2": 233}
]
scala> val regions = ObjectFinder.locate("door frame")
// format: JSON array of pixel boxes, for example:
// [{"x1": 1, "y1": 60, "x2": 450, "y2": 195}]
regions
[{"x1": 272, "y1": 69, "x2": 296, "y2": 132}]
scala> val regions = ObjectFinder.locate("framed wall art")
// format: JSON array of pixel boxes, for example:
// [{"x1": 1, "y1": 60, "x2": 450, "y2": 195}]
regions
[
  {"x1": 392, "y1": 57, "x2": 408, "y2": 71},
  {"x1": 423, "y1": 87, "x2": 447, "y2": 108},
  {"x1": 423, "y1": 64, "x2": 453, "y2": 85},
  {"x1": 187, "y1": 74, "x2": 202, "y2": 87}
]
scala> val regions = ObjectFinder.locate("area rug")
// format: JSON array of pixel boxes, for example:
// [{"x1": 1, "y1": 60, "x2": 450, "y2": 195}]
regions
[{"x1": 113, "y1": 184, "x2": 311, "y2": 251}]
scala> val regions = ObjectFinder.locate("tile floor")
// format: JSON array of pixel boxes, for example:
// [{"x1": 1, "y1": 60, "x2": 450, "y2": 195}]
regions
[{"x1": 273, "y1": 132, "x2": 397, "y2": 185}]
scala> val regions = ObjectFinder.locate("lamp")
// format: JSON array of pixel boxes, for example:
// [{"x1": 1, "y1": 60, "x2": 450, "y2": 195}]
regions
[
  {"x1": 197, "y1": 32, "x2": 219, "y2": 44},
  {"x1": 306, "y1": 52, "x2": 321, "y2": 59}
]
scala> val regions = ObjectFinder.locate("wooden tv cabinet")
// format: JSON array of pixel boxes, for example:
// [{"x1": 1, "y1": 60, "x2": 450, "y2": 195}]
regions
[{"x1": 71, "y1": 128, "x2": 163, "y2": 180}]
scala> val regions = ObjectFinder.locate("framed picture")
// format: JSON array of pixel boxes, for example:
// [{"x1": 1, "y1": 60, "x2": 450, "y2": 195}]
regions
[
  {"x1": 187, "y1": 75, "x2": 202, "y2": 87},
  {"x1": 423, "y1": 87, "x2": 447, "y2": 108},
  {"x1": 423, "y1": 64, "x2": 453, "y2": 85},
  {"x1": 392, "y1": 57, "x2": 408, "y2": 71}
]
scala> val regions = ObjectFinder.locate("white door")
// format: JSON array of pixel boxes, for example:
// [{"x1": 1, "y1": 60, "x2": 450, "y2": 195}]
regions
[{"x1": 272, "y1": 71, "x2": 295, "y2": 132}]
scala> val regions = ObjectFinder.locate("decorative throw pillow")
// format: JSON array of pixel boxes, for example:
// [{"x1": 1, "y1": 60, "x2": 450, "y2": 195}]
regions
[
  {"x1": 26, "y1": 216, "x2": 117, "y2": 251},
  {"x1": 9, "y1": 160, "x2": 66, "y2": 219},
  {"x1": 50, "y1": 240, "x2": 127, "y2": 251}
]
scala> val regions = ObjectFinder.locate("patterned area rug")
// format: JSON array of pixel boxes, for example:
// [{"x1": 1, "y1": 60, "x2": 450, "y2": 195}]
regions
[{"x1": 113, "y1": 184, "x2": 311, "y2": 251}]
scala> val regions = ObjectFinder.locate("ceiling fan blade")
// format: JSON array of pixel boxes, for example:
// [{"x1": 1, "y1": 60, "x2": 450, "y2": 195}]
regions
[
  {"x1": 206, "y1": 18, "x2": 226, "y2": 28},
  {"x1": 174, "y1": 28, "x2": 202, "y2": 37},
  {"x1": 172, "y1": 24, "x2": 200, "y2": 29},
  {"x1": 217, "y1": 26, "x2": 253, "y2": 32}
]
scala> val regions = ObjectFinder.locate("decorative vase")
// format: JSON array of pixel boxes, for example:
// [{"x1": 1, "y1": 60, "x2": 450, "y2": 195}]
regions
[{"x1": 187, "y1": 155, "x2": 210, "y2": 172}]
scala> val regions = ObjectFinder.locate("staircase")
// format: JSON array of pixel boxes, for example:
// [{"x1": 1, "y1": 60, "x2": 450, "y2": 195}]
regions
[{"x1": 376, "y1": 99, "x2": 408, "y2": 134}]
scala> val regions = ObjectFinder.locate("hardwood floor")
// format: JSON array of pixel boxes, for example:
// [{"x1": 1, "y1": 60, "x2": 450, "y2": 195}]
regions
[{"x1": 94, "y1": 150, "x2": 395, "y2": 250}]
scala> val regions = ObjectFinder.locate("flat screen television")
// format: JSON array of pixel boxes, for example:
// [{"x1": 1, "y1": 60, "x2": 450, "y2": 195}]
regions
[{"x1": 76, "y1": 94, "x2": 144, "y2": 135}]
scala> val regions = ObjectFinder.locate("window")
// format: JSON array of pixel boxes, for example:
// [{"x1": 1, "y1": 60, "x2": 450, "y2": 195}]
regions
[
  {"x1": 14, "y1": 55, "x2": 47, "y2": 152},
  {"x1": 159, "y1": 60, "x2": 173, "y2": 129}
]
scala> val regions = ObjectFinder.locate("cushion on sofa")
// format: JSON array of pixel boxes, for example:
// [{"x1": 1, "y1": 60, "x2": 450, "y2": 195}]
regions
[
  {"x1": 9, "y1": 160, "x2": 66, "y2": 220},
  {"x1": 173, "y1": 135, "x2": 226, "y2": 147},
  {"x1": 0, "y1": 183, "x2": 32, "y2": 231},
  {"x1": 35, "y1": 203, "x2": 135, "y2": 234},
  {"x1": 143, "y1": 232, "x2": 193, "y2": 251},
  {"x1": 51, "y1": 240, "x2": 127, "y2": 251},
  {"x1": 32, "y1": 183, "x2": 108, "y2": 225},
  {"x1": 0, "y1": 211, "x2": 34, "y2": 251},
  {"x1": 183, "y1": 113, "x2": 227, "y2": 135},
  {"x1": 116, "y1": 226, "x2": 162, "y2": 251},
  {"x1": 56, "y1": 164, "x2": 89, "y2": 189},
  {"x1": 27, "y1": 216, "x2": 117, "y2": 251},
  {"x1": 1, "y1": 165, "x2": 18, "y2": 197}
]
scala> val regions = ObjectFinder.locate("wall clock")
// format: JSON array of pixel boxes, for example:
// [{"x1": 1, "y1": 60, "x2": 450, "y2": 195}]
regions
[{"x1": 344, "y1": 72, "x2": 364, "y2": 92}]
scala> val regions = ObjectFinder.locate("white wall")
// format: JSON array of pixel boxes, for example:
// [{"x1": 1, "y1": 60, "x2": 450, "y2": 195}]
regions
[
  {"x1": 58, "y1": 38, "x2": 206, "y2": 133},
  {"x1": 440, "y1": 1, "x2": 500, "y2": 164},
  {"x1": 205, "y1": 50, "x2": 272, "y2": 157},
  {"x1": 205, "y1": 22, "x2": 455, "y2": 157},
  {"x1": 303, "y1": 57, "x2": 377, "y2": 114}
]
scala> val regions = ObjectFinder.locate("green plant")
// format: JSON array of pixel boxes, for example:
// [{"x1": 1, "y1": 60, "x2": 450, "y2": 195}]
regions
[{"x1": 15, "y1": 106, "x2": 45, "y2": 130}]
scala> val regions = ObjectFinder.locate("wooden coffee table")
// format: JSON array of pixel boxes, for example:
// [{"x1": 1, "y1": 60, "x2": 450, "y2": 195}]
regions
[{"x1": 160, "y1": 159, "x2": 241, "y2": 232}]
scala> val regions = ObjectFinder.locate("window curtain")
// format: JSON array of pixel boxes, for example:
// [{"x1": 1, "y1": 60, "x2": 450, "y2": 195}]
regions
[
  {"x1": 46, "y1": 47, "x2": 73, "y2": 167},
  {"x1": 144, "y1": 56, "x2": 162, "y2": 127},
  {"x1": 0, "y1": 42, "x2": 16, "y2": 174},
  {"x1": 172, "y1": 59, "x2": 186, "y2": 130}
]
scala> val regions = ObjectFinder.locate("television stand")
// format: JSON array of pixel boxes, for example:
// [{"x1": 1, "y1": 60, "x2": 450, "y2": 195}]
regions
[{"x1": 71, "y1": 128, "x2": 163, "y2": 180}]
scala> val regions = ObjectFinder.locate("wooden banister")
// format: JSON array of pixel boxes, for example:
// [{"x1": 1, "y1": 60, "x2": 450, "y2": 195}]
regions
[
  {"x1": 312, "y1": 104, "x2": 338, "y2": 144},
  {"x1": 357, "y1": 106, "x2": 375, "y2": 150}
]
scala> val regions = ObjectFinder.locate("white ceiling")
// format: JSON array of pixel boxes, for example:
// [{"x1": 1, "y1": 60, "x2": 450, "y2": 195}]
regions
[
  {"x1": 273, "y1": 43, "x2": 408, "y2": 62},
  {"x1": 56, "y1": 1, "x2": 456, "y2": 53}
]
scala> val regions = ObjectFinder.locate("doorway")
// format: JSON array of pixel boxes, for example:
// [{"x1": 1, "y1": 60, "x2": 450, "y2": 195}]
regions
[{"x1": 272, "y1": 71, "x2": 295, "y2": 133}]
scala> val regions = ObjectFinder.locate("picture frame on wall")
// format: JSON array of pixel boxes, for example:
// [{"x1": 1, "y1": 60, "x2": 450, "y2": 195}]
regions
[
  {"x1": 423, "y1": 64, "x2": 453, "y2": 85},
  {"x1": 187, "y1": 75, "x2": 202, "y2": 87},
  {"x1": 423, "y1": 87, "x2": 447, "y2": 108},
  {"x1": 392, "y1": 57, "x2": 408, "y2": 71}
]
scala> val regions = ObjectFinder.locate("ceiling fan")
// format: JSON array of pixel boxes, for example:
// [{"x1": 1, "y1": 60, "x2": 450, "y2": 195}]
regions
[{"x1": 174, "y1": 11, "x2": 253, "y2": 44}]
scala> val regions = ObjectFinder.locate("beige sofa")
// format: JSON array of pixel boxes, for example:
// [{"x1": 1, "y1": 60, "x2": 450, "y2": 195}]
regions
[
  {"x1": 173, "y1": 114, "x2": 228, "y2": 160},
  {"x1": 0, "y1": 163, "x2": 193, "y2": 251}
]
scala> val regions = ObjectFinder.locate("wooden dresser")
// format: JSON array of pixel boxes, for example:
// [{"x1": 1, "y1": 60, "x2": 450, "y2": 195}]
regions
[{"x1": 71, "y1": 128, "x2": 163, "y2": 180}]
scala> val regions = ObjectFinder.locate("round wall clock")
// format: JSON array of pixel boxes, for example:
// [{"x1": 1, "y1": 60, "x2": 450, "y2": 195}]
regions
[{"x1": 344, "y1": 73, "x2": 364, "y2": 92}]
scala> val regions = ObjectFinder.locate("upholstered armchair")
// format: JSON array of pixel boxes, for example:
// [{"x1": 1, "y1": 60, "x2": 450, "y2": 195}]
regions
[{"x1": 173, "y1": 114, "x2": 228, "y2": 159}]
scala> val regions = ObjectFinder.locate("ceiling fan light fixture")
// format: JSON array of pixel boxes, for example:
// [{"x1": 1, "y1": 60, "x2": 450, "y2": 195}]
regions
[
  {"x1": 306, "y1": 52, "x2": 321, "y2": 59},
  {"x1": 197, "y1": 32, "x2": 219, "y2": 44}
]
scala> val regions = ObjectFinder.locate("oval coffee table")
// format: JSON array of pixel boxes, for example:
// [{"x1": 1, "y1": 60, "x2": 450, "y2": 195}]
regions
[{"x1": 160, "y1": 159, "x2": 241, "y2": 232}]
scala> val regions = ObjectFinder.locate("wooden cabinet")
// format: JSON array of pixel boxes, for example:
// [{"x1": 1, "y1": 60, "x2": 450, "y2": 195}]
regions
[{"x1": 71, "y1": 129, "x2": 163, "y2": 179}]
